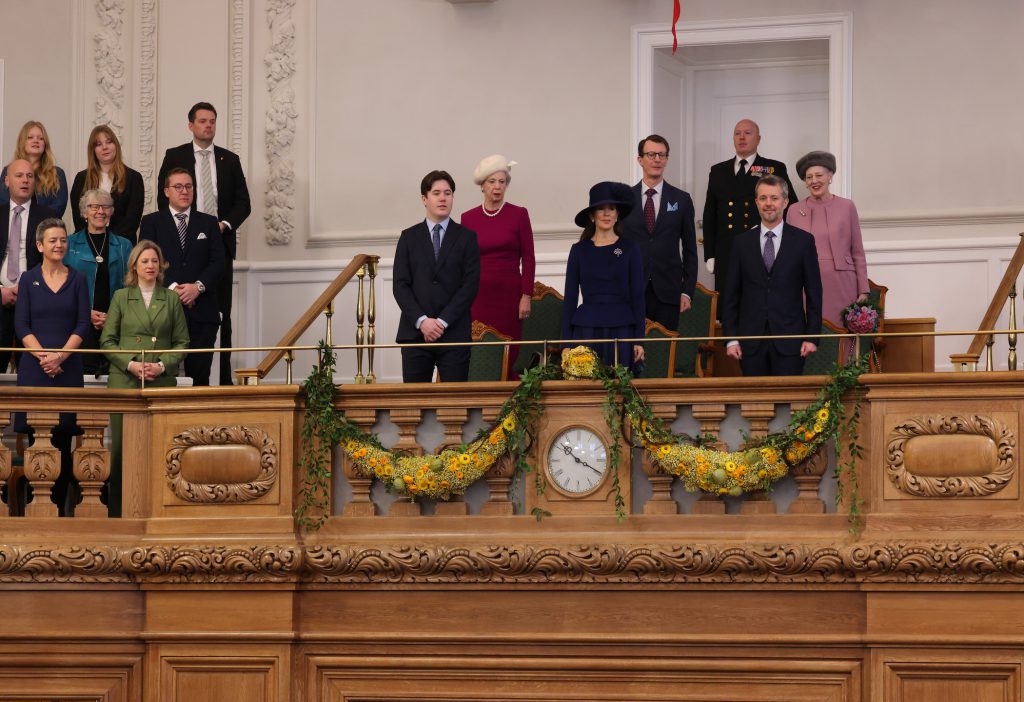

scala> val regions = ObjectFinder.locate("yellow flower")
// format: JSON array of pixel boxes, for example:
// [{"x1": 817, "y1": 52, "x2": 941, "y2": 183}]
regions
[
  {"x1": 455, "y1": 470, "x2": 465, "y2": 480},
  {"x1": 417, "y1": 466, "x2": 427, "y2": 477},
  {"x1": 803, "y1": 430, "x2": 815, "y2": 441},
  {"x1": 757, "y1": 469, "x2": 767, "y2": 479},
  {"x1": 458, "y1": 453, "x2": 472, "y2": 465},
  {"x1": 657, "y1": 444, "x2": 671, "y2": 458},
  {"x1": 725, "y1": 461, "x2": 737, "y2": 472},
  {"x1": 718, "y1": 487, "x2": 728, "y2": 495},
  {"x1": 355, "y1": 448, "x2": 368, "y2": 459},
  {"x1": 817, "y1": 408, "x2": 830, "y2": 421},
  {"x1": 502, "y1": 416, "x2": 516, "y2": 432},
  {"x1": 345, "y1": 440, "x2": 356, "y2": 451},
  {"x1": 488, "y1": 430, "x2": 501, "y2": 445},
  {"x1": 368, "y1": 458, "x2": 377, "y2": 467},
  {"x1": 403, "y1": 475, "x2": 414, "y2": 484},
  {"x1": 813, "y1": 422, "x2": 824, "y2": 433},
  {"x1": 440, "y1": 479, "x2": 450, "y2": 488},
  {"x1": 383, "y1": 466, "x2": 394, "y2": 477},
  {"x1": 408, "y1": 483, "x2": 419, "y2": 493}
]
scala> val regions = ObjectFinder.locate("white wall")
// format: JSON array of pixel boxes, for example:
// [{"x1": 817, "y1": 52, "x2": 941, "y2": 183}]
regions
[{"x1": 1, "y1": 0, "x2": 1023, "y2": 377}]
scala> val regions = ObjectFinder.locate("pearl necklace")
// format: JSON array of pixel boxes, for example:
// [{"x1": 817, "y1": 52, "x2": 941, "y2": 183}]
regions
[{"x1": 482, "y1": 201, "x2": 505, "y2": 218}]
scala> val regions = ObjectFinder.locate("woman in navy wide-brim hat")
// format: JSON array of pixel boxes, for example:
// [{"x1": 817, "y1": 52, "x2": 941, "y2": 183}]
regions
[{"x1": 560, "y1": 182, "x2": 646, "y2": 373}]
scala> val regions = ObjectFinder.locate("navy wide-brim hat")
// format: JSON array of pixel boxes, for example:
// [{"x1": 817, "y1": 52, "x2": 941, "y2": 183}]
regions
[{"x1": 574, "y1": 181, "x2": 634, "y2": 229}]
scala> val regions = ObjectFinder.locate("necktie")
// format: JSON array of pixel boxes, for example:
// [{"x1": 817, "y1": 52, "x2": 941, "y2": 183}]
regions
[
  {"x1": 431, "y1": 223, "x2": 442, "y2": 259},
  {"x1": 737, "y1": 158, "x2": 748, "y2": 178},
  {"x1": 175, "y1": 213, "x2": 188, "y2": 250},
  {"x1": 763, "y1": 230, "x2": 776, "y2": 272},
  {"x1": 198, "y1": 150, "x2": 216, "y2": 216},
  {"x1": 644, "y1": 188, "x2": 656, "y2": 233},
  {"x1": 6, "y1": 205, "x2": 23, "y2": 281}
]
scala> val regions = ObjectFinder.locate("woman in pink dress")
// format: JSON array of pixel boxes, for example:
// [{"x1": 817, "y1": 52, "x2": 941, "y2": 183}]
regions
[
  {"x1": 786, "y1": 151, "x2": 869, "y2": 325},
  {"x1": 461, "y1": 154, "x2": 536, "y2": 372}
]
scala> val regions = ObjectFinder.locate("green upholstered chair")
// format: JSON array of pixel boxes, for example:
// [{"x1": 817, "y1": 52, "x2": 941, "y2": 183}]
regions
[
  {"x1": 642, "y1": 319, "x2": 678, "y2": 378},
  {"x1": 512, "y1": 281, "x2": 564, "y2": 375},
  {"x1": 467, "y1": 321, "x2": 511, "y2": 382},
  {"x1": 866, "y1": 279, "x2": 888, "y2": 370},
  {"x1": 674, "y1": 282, "x2": 718, "y2": 378},
  {"x1": 802, "y1": 319, "x2": 846, "y2": 376}
]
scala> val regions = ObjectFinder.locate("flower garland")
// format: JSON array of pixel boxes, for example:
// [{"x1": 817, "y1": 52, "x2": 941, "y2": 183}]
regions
[{"x1": 297, "y1": 344, "x2": 868, "y2": 531}]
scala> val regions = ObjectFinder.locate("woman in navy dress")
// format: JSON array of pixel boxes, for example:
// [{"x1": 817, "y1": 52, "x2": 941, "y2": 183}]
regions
[
  {"x1": 561, "y1": 182, "x2": 646, "y2": 372},
  {"x1": 14, "y1": 217, "x2": 90, "y2": 513}
]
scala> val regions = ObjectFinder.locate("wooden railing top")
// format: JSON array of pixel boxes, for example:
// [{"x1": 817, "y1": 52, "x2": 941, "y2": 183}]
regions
[
  {"x1": 953, "y1": 232, "x2": 1024, "y2": 364},
  {"x1": 238, "y1": 253, "x2": 379, "y2": 381}
]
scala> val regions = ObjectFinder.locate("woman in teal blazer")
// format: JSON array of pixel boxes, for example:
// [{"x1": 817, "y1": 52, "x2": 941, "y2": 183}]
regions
[{"x1": 100, "y1": 240, "x2": 189, "y2": 514}]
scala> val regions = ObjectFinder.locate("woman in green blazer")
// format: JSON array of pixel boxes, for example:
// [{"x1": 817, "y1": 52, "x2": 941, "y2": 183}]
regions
[{"x1": 100, "y1": 240, "x2": 189, "y2": 514}]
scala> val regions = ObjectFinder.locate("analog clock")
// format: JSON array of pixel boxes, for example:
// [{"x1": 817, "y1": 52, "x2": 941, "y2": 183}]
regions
[{"x1": 546, "y1": 426, "x2": 609, "y2": 496}]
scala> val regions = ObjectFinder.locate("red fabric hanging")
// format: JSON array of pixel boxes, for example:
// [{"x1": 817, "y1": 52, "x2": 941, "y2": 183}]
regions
[{"x1": 671, "y1": 0, "x2": 681, "y2": 54}]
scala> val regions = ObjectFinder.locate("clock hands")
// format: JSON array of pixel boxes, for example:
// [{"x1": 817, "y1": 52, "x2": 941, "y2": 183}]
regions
[{"x1": 560, "y1": 444, "x2": 602, "y2": 476}]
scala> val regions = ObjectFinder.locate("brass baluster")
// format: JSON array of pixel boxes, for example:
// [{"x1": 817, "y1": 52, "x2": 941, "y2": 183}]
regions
[
  {"x1": 354, "y1": 263, "x2": 366, "y2": 384},
  {"x1": 284, "y1": 350, "x2": 294, "y2": 384},
  {"x1": 324, "y1": 300, "x2": 335, "y2": 347},
  {"x1": 1009, "y1": 283, "x2": 1018, "y2": 371},
  {"x1": 366, "y1": 257, "x2": 378, "y2": 383},
  {"x1": 986, "y1": 334, "x2": 995, "y2": 371}
]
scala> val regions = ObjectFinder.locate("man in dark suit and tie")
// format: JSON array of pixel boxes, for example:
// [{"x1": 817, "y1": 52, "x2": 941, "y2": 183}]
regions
[
  {"x1": 0, "y1": 159, "x2": 57, "y2": 372},
  {"x1": 393, "y1": 170, "x2": 480, "y2": 383},
  {"x1": 621, "y1": 134, "x2": 698, "y2": 331},
  {"x1": 140, "y1": 168, "x2": 225, "y2": 386},
  {"x1": 722, "y1": 175, "x2": 822, "y2": 377},
  {"x1": 157, "y1": 101, "x2": 250, "y2": 385},
  {"x1": 702, "y1": 119, "x2": 797, "y2": 313}
]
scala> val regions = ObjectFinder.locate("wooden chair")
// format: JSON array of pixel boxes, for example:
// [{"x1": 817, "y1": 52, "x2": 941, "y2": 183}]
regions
[
  {"x1": 468, "y1": 320, "x2": 512, "y2": 382},
  {"x1": 675, "y1": 282, "x2": 719, "y2": 378},
  {"x1": 512, "y1": 281, "x2": 564, "y2": 375},
  {"x1": 802, "y1": 319, "x2": 847, "y2": 375},
  {"x1": 642, "y1": 319, "x2": 678, "y2": 378},
  {"x1": 866, "y1": 279, "x2": 888, "y2": 369}
]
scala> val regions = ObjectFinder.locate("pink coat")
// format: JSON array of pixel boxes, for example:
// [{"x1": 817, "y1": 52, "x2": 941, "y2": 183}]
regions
[{"x1": 786, "y1": 195, "x2": 869, "y2": 325}]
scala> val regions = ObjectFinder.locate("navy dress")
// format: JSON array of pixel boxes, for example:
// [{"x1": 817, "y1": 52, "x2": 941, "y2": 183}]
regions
[{"x1": 561, "y1": 237, "x2": 645, "y2": 371}]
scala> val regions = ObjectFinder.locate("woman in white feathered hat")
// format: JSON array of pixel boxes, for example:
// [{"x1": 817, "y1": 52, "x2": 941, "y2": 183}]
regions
[{"x1": 460, "y1": 154, "x2": 536, "y2": 376}]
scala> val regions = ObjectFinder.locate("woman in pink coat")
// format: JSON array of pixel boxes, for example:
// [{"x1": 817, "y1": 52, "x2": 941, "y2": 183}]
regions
[{"x1": 786, "y1": 151, "x2": 869, "y2": 325}]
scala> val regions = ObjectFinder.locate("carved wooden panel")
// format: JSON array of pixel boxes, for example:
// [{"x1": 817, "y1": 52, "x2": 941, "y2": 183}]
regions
[
  {"x1": 0, "y1": 654, "x2": 140, "y2": 701},
  {"x1": 886, "y1": 415, "x2": 1015, "y2": 498},
  {"x1": 153, "y1": 646, "x2": 286, "y2": 702},
  {"x1": 881, "y1": 660, "x2": 1020, "y2": 702},
  {"x1": 311, "y1": 656, "x2": 860, "y2": 702},
  {"x1": 165, "y1": 425, "x2": 278, "y2": 503}
]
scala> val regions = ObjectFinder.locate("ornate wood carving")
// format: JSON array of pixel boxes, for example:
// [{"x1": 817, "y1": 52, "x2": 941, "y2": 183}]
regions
[
  {"x1": 73, "y1": 413, "x2": 112, "y2": 518},
  {"x1": 166, "y1": 426, "x2": 278, "y2": 503},
  {"x1": 23, "y1": 413, "x2": 61, "y2": 518},
  {"x1": 1, "y1": 541, "x2": 1024, "y2": 584},
  {"x1": 886, "y1": 415, "x2": 1015, "y2": 497},
  {"x1": 93, "y1": 0, "x2": 126, "y2": 132},
  {"x1": 264, "y1": 0, "x2": 297, "y2": 245}
]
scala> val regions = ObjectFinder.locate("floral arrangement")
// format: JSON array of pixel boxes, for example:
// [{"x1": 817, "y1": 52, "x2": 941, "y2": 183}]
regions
[
  {"x1": 842, "y1": 300, "x2": 881, "y2": 334},
  {"x1": 297, "y1": 343, "x2": 868, "y2": 531}
]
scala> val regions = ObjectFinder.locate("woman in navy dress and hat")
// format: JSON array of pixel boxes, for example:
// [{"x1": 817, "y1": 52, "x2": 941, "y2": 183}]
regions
[{"x1": 561, "y1": 182, "x2": 646, "y2": 372}]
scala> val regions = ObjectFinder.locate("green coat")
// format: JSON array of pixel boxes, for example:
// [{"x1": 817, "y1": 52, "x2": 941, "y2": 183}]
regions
[{"x1": 100, "y1": 286, "x2": 190, "y2": 388}]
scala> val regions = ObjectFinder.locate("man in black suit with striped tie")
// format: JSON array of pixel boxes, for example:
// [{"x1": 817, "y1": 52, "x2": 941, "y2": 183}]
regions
[
  {"x1": 392, "y1": 170, "x2": 480, "y2": 383},
  {"x1": 140, "y1": 168, "x2": 225, "y2": 386}
]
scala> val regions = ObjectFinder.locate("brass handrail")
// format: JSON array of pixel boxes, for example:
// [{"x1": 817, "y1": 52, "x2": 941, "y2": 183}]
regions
[
  {"x1": 234, "y1": 254, "x2": 380, "y2": 383},
  {"x1": 951, "y1": 231, "x2": 1024, "y2": 368}
]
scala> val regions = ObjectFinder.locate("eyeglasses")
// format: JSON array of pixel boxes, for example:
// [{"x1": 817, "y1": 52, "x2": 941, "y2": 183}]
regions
[
  {"x1": 642, "y1": 152, "x2": 668, "y2": 160},
  {"x1": 168, "y1": 184, "x2": 194, "y2": 193},
  {"x1": 86, "y1": 204, "x2": 113, "y2": 212}
]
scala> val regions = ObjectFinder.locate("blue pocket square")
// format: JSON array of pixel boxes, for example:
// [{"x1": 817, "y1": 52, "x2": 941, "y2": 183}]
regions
[{"x1": 666, "y1": 202, "x2": 678, "y2": 212}]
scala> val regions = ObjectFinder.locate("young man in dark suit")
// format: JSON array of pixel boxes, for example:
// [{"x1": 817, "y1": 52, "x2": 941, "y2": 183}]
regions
[
  {"x1": 702, "y1": 119, "x2": 797, "y2": 312},
  {"x1": 156, "y1": 102, "x2": 250, "y2": 385},
  {"x1": 140, "y1": 168, "x2": 225, "y2": 386},
  {"x1": 0, "y1": 160, "x2": 57, "y2": 372},
  {"x1": 393, "y1": 170, "x2": 480, "y2": 383},
  {"x1": 621, "y1": 135, "x2": 698, "y2": 331},
  {"x1": 722, "y1": 175, "x2": 822, "y2": 377}
]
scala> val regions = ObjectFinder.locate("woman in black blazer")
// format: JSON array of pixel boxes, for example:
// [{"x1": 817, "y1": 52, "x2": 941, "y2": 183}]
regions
[{"x1": 70, "y1": 125, "x2": 145, "y2": 243}]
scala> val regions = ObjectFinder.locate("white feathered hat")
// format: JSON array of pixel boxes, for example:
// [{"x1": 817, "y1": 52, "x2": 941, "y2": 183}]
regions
[{"x1": 473, "y1": 154, "x2": 517, "y2": 185}]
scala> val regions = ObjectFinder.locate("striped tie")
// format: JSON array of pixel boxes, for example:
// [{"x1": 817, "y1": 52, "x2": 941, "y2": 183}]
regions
[
  {"x1": 175, "y1": 213, "x2": 188, "y2": 250},
  {"x1": 198, "y1": 150, "x2": 216, "y2": 216}
]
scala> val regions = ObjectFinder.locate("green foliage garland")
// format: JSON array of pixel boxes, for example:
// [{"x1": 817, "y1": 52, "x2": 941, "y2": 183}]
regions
[{"x1": 297, "y1": 343, "x2": 868, "y2": 531}]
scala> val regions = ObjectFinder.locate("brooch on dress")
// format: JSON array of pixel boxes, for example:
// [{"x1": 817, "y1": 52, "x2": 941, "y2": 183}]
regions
[{"x1": 613, "y1": 247, "x2": 623, "y2": 257}]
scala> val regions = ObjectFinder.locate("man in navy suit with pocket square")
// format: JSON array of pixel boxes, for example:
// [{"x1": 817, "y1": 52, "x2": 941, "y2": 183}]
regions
[
  {"x1": 722, "y1": 174, "x2": 822, "y2": 377},
  {"x1": 621, "y1": 135, "x2": 698, "y2": 331},
  {"x1": 140, "y1": 168, "x2": 224, "y2": 386},
  {"x1": 393, "y1": 170, "x2": 480, "y2": 383}
]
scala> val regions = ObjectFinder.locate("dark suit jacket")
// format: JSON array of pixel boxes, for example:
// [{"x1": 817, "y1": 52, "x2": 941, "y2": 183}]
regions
[
  {"x1": 621, "y1": 181, "x2": 698, "y2": 304},
  {"x1": 722, "y1": 223, "x2": 822, "y2": 356},
  {"x1": 0, "y1": 199, "x2": 56, "y2": 275},
  {"x1": 139, "y1": 207, "x2": 224, "y2": 324},
  {"x1": 702, "y1": 155, "x2": 796, "y2": 295},
  {"x1": 156, "y1": 143, "x2": 251, "y2": 258},
  {"x1": 393, "y1": 221, "x2": 480, "y2": 344},
  {"x1": 69, "y1": 167, "x2": 145, "y2": 243}
]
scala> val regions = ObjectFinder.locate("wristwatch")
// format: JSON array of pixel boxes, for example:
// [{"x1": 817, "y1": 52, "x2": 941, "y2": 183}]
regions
[{"x1": 196, "y1": 281, "x2": 206, "y2": 294}]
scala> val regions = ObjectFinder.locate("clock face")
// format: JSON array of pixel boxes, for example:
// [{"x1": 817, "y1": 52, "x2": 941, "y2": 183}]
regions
[{"x1": 546, "y1": 427, "x2": 608, "y2": 495}]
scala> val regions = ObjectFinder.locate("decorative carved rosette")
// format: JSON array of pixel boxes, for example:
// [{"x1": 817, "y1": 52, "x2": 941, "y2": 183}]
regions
[
  {"x1": 886, "y1": 415, "x2": 1015, "y2": 497},
  {"x1": 165, "y1": 425, "x2": 278, "y2": 502}
]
